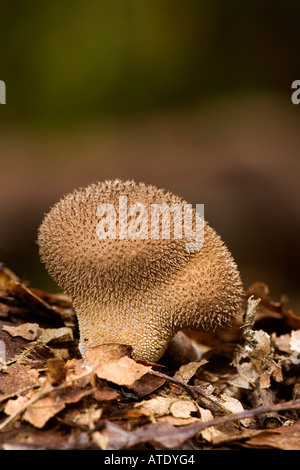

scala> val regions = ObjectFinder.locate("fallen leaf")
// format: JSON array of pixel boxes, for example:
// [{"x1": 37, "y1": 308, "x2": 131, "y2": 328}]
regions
[
  {"x1": 2, "y1": 323, "x2": 39, "y2": 341},
  {"x1": 169, "y1": 399, "x2": 197, "y2": 418},
  {"x1": 23, "y1": 385, "x2": 93, "y2": 428},
  {"x1": 135, "y1": 396, "x2": 197, "y2": 420},
  {"x1": 95, "y1": 356, "x2": 151, "y2": 388},
  {"x1": 174, "y1": 359, "x2": 208, "y2": 383},
  {"x1": 274, "y1": 332, "x2": 293, "y2": 353},
  {"x1": 157, "y1": 415, "x2": 200, "y2": 426},
  {"x1": 135, "y1": 396, "x2": 172, "y2": 418},
  {"x1": 62, "y1": 406, "x2": 102, "y2": 428},
  {"x1": 98, "y1": 420, "x2": 202, "y2": 450},
  {"x1": 92, "y1": 431, "x2": 109, "y2": 450},
  {"x1": 85, "y1": 343, "x2": 132, "y2": 364},
  {"x1": 4, "y1": 395, "x2": 30, "y2": 416},
  {"x1": 290, "y1": 330, "x2": 300, "y2": 352},
  {"x1": 37, "y1": 327, "x2": 74, "y2": 345},
  {"x1": 0, "y1": 363, "x2": 39, "y2": 395},
  {"x1": 47, "y1": 358, "x2": 67, "y2": 385},
  {"x1": 93, "y1": 383, "x2": 120, "y2": 402},
  {"x1": 131, "y1": 372, "x2": 165, "y2": 397},
  {"x1": 198, "y1": 407, "x2": 225, "y2": 443},
  {"x1": 231, "y1": 329, "x2": 277, "y2": 389},
  {"x1": 246, "y1": 282, "x2": 300, "y2": 330},
  {"x1": 244, "y1": 421, "x2": 300, "y2": 450},
  {"x1": 23, "y1": 395, "x2": 65, "y2": 428}
]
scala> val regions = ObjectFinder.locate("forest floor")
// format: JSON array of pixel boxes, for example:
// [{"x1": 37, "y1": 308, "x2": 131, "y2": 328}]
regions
[{"x1": 0, "y1": 263, "x2": 300, "y2": 450}]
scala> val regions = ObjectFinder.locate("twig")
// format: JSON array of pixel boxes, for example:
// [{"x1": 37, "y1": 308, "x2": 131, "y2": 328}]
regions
[
  {"x1": 182, "y1": 399, "x2": 300, "y2": 436},
  {"x1": 149, "y1": 369, "x2": 230, "y2": 416},
  {"x1": 0, "y1": 383, "x2": 40, "y2": 404},
  {"x1": 249, "y1": 388, "x2": 282, "y2": 428},
  {"x1": 0, "y1": 383, "x2": 53, "y2": 433}
]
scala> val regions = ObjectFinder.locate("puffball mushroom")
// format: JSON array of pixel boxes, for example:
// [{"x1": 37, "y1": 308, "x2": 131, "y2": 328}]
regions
[{"x1": 38, "y1": 179, "x2": 243, "y2": 362}]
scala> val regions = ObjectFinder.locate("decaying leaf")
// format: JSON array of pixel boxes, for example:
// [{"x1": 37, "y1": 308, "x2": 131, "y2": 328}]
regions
[
  {"x1": 92, "y1": 419, "x2": 201, "y2": 450},
  {"x1": 246, "y1": 282, "x2": 300, "y2": 330},
  {"x1": 135, "y1": 395, "x2": 197, "y2": 420},
  {"x1": 2, "y1": 323, "x2": 39, "y2": 341},
  {"x1": 174, "y1": 359, "x2": 208, "y2": 383},
  {"x1": 4, "y1": 396, "x2": 30, "y2": 416},
  {"x1": 230, "y1": 297, "x2": 283, "y2": 389},
  {"x1": 94, "y1": 356, "x2": 151, "y2": 388},
  {"x1": 0, "y1": 363, "x2": 39, "y2": 396},
  {"x1": 93, "y1": 383, "x2": 120, "y2": 402},
  {"x1": 37, "y1": 327, "x2": 74, "y2": 345},
  {"x1": 66, "y1": 406, "x2": 102, "y2": 428},
  {"x1": 85, "y1": 343, "x2": 133, "y2": 364},
  {"x1": 243, "y1": 421, "x2": 300, "y2": 450},
  {"x1": 290, "y1": 330, "x2": 300, "y2": 353},
  {"x1": 135, "y1": 396, "x2": 172, "y2": 418},
  {"x1": 170, "y1": 399, "x2": 198, "y2": 418},
  {"x1": 46, "y1": 358, "x2": 67, "y2": 385},
  {"x1": 131, "y1": 371, "x2": 166, "y2": 397},
  {"x1": 22, "y1": 385, "x2": 93, "y2": 428}
]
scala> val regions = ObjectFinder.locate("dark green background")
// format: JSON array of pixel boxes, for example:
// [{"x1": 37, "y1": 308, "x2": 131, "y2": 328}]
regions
[{"x1": 0, "y1": 0, "x2": 300, "y2": 310}]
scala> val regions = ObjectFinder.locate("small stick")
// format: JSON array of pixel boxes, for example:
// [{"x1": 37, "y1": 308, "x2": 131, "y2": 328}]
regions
[
  {"x1": 149, "y1": 369, "x2": 230, "y2": 416},
  {"x1": 179, "y1": 399, "x2": 300, "y2": 439},
  {"x1": 0, "y1": 383, "x2": 40, "y2": 404},
  {"x1": 249, "y1": 388, "x2": 282, "y2": 428}
]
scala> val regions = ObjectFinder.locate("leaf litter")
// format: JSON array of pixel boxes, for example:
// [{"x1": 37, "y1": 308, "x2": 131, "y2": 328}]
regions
[{"x1": 0, "y1": 263, "x2": 300, "y2": 450}]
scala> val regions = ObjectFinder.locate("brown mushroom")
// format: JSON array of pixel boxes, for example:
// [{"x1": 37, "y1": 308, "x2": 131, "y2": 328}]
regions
[{"x1": 38, "y1": 179, "x2": 244, "y2": 362}]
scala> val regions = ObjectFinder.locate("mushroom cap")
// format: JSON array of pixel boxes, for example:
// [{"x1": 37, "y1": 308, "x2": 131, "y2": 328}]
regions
[{"x1": 38, "y1": 179, "x2": 244, "y2": 362}]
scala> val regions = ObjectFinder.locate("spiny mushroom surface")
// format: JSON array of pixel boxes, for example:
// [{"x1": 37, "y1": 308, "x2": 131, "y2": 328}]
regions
[{"x1": 38, "y1": 179, "x2": 244, "y2": 362}]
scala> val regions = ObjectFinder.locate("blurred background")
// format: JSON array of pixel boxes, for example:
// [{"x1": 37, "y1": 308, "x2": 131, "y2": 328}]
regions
[{"x1": 0, "y1": 0, "x2": 300, "y2": 310}]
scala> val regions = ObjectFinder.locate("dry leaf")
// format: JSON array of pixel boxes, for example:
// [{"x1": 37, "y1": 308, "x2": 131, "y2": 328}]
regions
[
  {"x1": 131, "y1": 372, "x2": 165, "y2": 397},
  {"x1": 290, "y1": 330, "x2": 300, "y2": 352},
  {"x1": 85, "y1": 343, "x2": 132, "y2": 364},
  {"x1": 169, "y1": 399, "x2": 197, "y2": 418},
  {"x1": 0, "y1": 363, "x2": 39, "y2": 395},
  {"x1": 47, "y1": 358, "x2": 67, "y2": 385},
  {"x1": 63, "y1": 406, "x2": 102, "y2": 428},
  {"x1": 231, "y1": 329, "x2": 277, "y2": 389},
  {"x1": 23, "y1": 386, "x2": 93, "y2": 428},
  {"x1": 244, "y1": 421, "x2": 300, "y2": 450},
  {"x1": 97, "y1": 419, "x2": 204, "y2": 450},
  {"x1": 135, "y1": 396, "x2": 172, "y2": 418},
  {"x1": 23, "y1": 394, "x2": 66, "y2": 428},
  {"x1": 4, "y1": 395, "x2": 30, "y2": 416},
  {"x1": 95, "y1": 356, "x2": 151, "y2": 387},
  {"x1": 135, "y1": 396, "x2": 197, "y2": 420},
  {"x1": 2, "y1": 323, "x2": 39, "y2": 341},
  {"x1": 246, "y1": 282, "x2": 300, "y2": 330},
  {"x1": 198, "y1": 407, "x2": 225, "y2": 443},
  {"x1": 157, "y1": 415, "x2": 200, "y2": 426},
  {"x1": 274, "y1": 332, "x2": 293, "y2": 353},
  {"x1": 93, "y1": 382, "x2": 120, "y2": 402},
  {"x1": 92, "y1": 431, "x2": 109, "y2": 450},
  {"x1": 174, "y1": 359, "x2": 208, "y2": 383},
  {"x1": 37, "y1": 327, "x2": 73, "y2": 345}
]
